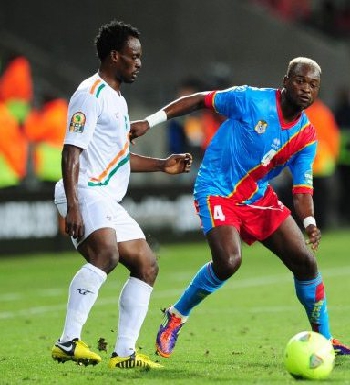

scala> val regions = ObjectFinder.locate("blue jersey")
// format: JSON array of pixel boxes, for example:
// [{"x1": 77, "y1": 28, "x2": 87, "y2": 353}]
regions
[{"x1": 194, "y1": 85, "x2": 317, "y2": 204}]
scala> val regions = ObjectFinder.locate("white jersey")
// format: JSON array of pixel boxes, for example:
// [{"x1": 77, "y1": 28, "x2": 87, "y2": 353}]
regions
[{"x1": 56, "y1": 73, "x2": 131, "y2": 202}]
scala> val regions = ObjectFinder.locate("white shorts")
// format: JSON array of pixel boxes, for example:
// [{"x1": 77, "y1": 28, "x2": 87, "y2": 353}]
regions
[{"x1": 55, "y1": 184, "x2": 145, "y2": 248}]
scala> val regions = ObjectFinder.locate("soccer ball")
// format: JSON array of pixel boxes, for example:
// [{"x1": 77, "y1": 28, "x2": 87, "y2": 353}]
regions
[{"x1": 284, "y1": 331, "x2": 335, "y2": 380}]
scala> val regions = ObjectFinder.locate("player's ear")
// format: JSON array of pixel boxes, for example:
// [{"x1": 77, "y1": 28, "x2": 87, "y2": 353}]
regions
[{"x1": 110, "y1": 50, "x2": 119, "y2": 62}]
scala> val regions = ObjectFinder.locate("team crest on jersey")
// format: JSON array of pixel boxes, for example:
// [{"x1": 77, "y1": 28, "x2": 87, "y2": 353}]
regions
[
  {"x1": 254, "y1": 120, "x2": 268, "y2": 134},
  {"x1": 69, "y1": 112, "x2": 86, "y2": 133}
]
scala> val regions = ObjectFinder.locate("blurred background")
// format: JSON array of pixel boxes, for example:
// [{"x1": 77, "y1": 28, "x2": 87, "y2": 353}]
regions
[{"x1": 0, "y1": 0, "x2": 349, "y2": 254}]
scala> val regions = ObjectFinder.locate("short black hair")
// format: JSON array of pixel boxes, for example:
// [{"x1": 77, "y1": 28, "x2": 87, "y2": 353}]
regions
[{"x1": 94, "y1": 20, "x2": 140, "y2": 61}]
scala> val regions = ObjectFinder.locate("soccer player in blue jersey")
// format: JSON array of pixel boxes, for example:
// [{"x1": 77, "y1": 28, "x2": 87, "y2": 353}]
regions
[{"x1": 130, "y1": 57, "x2": 350, "y2": 357}]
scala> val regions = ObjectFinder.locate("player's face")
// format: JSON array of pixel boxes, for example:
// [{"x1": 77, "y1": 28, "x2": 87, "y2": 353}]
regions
[
  {"x1": 283, "y1": 64, "x2": 321, "y2": 110},
  {"x1": 115, "y1": 36, "x2": 142, "y2": 83}
]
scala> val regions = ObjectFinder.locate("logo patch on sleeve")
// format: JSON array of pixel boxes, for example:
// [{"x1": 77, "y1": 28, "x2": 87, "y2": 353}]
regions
[
  {"x1": 304, "y1": 171, "x2": 313, "y2": 186},
  {"x1": 69, "y1": 112, "x2": 86, "y2": 133}
]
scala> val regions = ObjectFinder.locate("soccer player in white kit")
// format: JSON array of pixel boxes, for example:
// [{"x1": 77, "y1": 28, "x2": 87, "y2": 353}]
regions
[{"x1": 51, "y1": 20, "x2": 192, "y2": 369}]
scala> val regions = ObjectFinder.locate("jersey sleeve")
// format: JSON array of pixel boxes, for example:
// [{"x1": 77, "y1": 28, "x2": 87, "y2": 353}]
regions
[
  {"x1": 205, "y1": 85, "x2": 249, "y2": 119},
  {"x1": 289, "y1": 126, "x2": 317, "y2": 195},
  {"x1": 64, "y1": 91, "x2": 100, "y2": 150}
]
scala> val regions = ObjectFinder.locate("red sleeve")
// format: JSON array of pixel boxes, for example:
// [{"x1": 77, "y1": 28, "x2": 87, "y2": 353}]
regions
[
  {"x1": 292, "y1": 186, "x2": 314, "y2": 195},
  {"x1": 204, "y1": 91, "x2": 217, "y2": 109}
]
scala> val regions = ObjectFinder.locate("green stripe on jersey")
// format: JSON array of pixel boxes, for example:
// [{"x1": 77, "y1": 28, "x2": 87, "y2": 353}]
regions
[
  {"x1": 88, "y1": 154, "x2": 130, "y2": 187},
  {"x1": 96, "y1": 83, "x2": 106, "y2": 98}
]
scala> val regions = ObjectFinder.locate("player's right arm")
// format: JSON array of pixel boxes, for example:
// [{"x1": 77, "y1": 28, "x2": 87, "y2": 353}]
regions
[
  {"x1": 130, "y1": 86, "x2": 246, "y2": 141},
  {"x1": 62, "y1": 87, "x2": 100, "y2": 238},
  {"x1": 162, "y1": 92, "x2": 208, "y2": 118},
  {"x1": 62, "y1": 144, "x2": 85, "y2": 239},
  {"x1": 130, "y1": 92, "x2": 208, "y2": 140}
]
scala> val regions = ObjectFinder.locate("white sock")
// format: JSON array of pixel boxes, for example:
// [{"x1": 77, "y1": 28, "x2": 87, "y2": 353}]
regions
[
  {"x1": 114, "y1": 277, "x2": 152, "y2": 357},
  {"x1": 59, "y1": 263, "x2": 107, "y2": 342}
]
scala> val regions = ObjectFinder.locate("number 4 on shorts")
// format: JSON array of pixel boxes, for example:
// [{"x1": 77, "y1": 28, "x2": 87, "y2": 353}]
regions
[{"x1": 213, "y1": 205, "x2": 225, "y2": 221}]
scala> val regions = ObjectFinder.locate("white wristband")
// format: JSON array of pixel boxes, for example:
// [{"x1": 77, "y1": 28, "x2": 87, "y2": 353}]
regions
[
  {"x1": 303, "y1": 216, "x2": 316, "y2": 228},
  {"x1": 145, "y1": 110, "x2": 167, "y2": 128}
]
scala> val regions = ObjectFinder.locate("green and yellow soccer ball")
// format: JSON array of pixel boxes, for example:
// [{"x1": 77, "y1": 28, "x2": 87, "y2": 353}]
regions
[{"x1": 284, "y1": 331, "x2": 335, "y2": 380}]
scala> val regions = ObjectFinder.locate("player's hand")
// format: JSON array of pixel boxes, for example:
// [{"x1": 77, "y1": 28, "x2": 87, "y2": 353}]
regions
[
  {"x1": 129, "y1": 120, "x2": 150, "y2": 144},
  {"x1": 162, "y1": 153, "x2": 192, "y2": 174},
  {"x1": 65, "y1": 206, "x2": 85, "y2": 239},
  {"x1": 305, "y1": 225, "x2": 321, "y2": 251}
]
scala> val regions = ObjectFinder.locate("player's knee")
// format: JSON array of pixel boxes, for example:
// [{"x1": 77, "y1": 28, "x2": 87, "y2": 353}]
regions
[
  {"x1": 226, "y1": 252, "x2": 242, "y2": 275},
  {"x1": 291, "y1": 252, "x2": 318, "y2": 280},
  {"x1": 214, "y1": 251, "x2": 242, "y2": 280},
  {"x1": 137, "y1": 255, "x2": 159, "y2": 286},
  {"x1": 93, "y1": 246, "x2": 119, "y2": 274},
  {"x1": 145, "y1": 256, "x2": 159, "y2": 283},
  {"x1": 107, "y1": 251, "x2": 119, "y2": 272}
]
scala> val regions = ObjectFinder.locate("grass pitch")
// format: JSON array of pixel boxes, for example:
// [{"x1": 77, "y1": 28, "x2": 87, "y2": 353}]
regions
[{"x1": 1, "y1": 230, "x2": 350, "y2": 384}]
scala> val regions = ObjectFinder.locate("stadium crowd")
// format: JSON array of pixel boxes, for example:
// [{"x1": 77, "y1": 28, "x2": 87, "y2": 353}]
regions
[
  {"x1": 0, "y1": 52, "x2": 68, "y2": 187},
  {"x1": 0, "y1": 47, "x2": 349, "y2": 228},
  {"x1": 253, "y1": 0, "x2": 350, "y2": 38}
]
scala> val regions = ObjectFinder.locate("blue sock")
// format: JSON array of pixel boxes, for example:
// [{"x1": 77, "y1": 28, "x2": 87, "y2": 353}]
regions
[
  {"x1": 294, "y1": 272, "x2": 331, "y2": 339},
  {"x1": 174, "y1": 262, "x2": 225, "y2": 316}
]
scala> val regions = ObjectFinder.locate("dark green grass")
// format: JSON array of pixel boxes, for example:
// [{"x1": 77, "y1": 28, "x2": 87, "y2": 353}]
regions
[{"x1": 1, "y1": 230, "x2": 350, "y2": 384}]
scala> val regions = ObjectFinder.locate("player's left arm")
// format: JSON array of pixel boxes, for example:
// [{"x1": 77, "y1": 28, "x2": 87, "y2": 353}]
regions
[
  {"x1": 290, "y1": 136, "x2": 321, "y2": 250},
  {"x1": 129, "y1": 152, "x2": 192, "y2": 174},
  {"x1": 293, "y1": 192, "x2": 321, "y2": 251}
]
